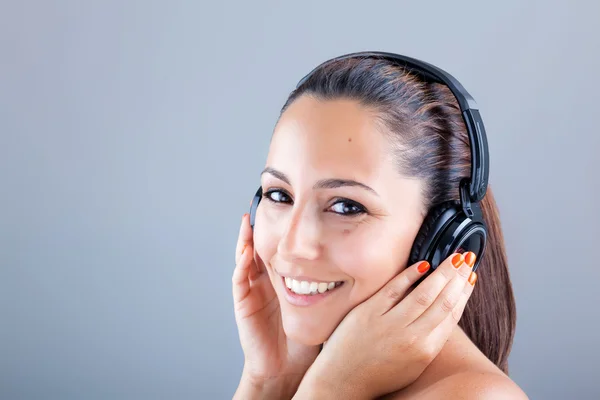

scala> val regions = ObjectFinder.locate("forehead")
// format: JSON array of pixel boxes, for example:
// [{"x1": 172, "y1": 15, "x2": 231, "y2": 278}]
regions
[{"x1": 267, "y1": 96, "x2": 394, "y2": 181}]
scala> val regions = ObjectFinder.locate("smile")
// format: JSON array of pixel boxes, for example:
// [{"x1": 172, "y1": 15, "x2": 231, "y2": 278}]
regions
[
  {"x1": 285, "y1": 277, "x2": 343, "y2": 295},
  {"x1": 279, "y1": 275, "x2": 345, "y2": 306}
]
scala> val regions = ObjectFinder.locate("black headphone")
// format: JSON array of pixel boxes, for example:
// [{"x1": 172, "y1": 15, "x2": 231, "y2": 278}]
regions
[{"x1": 249, "y1": 51, "x2": 489, "y2": 272}]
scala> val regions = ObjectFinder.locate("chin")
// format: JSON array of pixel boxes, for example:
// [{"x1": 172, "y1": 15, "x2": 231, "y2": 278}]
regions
[{"x1": 280, "y1": 309, "x2": 334, "y2": 346}]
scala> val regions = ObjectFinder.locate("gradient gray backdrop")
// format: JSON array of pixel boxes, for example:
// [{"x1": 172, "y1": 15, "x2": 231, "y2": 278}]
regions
[{"x1": 2, "y1": 1, "x2": 599, "y2": 399}]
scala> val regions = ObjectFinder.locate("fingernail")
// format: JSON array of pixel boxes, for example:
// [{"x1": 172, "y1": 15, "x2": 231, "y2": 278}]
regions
[
  {"x1": 241, "y1": 244, "x2": 247, "y2": 254},
  {"x1": 452, "y1": 253, "x2": 464, "y2": 269},
  {"x1": 468, "y1": 271, "x2": 478, "y2": 285},
  {"x1": 465, "y1": 252, "x2": 476, "y2": 268},
  {"x1": 417, "y1": 261, "x2": 430, "y2": 273}
]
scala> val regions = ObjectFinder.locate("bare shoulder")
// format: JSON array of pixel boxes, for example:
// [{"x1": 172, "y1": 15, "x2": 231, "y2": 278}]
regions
[
  {"x1": 430, "y1": 371, "x2": 527, "y2": 399},
  {"x1": 388, "y1": 371, "x2": 528, "y2": 400},
  {"x1": 383, "y1": 328, "x2": 528, "y2": 399}
]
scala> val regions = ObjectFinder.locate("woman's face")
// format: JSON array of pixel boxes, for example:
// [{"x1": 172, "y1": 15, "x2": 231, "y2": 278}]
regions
[{"x1": 253, "y1": 95, "x2": 426, "y2": 345}]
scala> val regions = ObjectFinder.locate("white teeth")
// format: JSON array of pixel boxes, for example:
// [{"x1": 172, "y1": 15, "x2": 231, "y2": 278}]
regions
[
  {"x1": 300, "y1": 281, "x2": 310, "y2": 294},
  {"x1": 292, "y1": 279, "x2": 301, "y2": 293},
  {"x1": 285, "y1": 278, "x2": 342, "y2": 295},
  {"x1": 317, "y1": 282, "x2": 328, "y2": 293}
]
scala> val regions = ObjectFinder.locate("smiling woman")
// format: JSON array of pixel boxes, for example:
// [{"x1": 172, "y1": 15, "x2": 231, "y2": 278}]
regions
[
  {"x1": 255, "y1": 96, "x2": 427, "y2": 345},
  {"x1": 232, "y1": 52, "x2": 528, "y2": 399}
]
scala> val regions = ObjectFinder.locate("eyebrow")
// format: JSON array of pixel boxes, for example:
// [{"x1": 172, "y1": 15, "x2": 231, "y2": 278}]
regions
[{"x1": 260, "y1": 167, "x2": 379, "y2": 196}]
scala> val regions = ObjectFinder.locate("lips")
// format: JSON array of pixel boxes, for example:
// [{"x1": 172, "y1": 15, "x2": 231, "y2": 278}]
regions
[
  {"x1": 279, "y1": 275, "x2": 345, "y2": 307},
  {"x1": 284, "y1": 276, "x2": 343, "y2": 295}
]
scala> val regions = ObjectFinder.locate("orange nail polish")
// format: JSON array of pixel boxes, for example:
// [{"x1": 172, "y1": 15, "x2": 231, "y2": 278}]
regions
[
  {"x1": 468, "y1": 271, "x2": 478, "y2": 285},
  {"x1": 452, "y1": 253, "x2": 464, "y2": 268},
  {"x1": 417, "y1": 261, "x2": 430, "y2": 273},
  {"x1": 241, "y1": 244, "x2": 247, "y2": 254},
  {"x1": 465, "y1": 252, "x2": 476, "y2": 268}
]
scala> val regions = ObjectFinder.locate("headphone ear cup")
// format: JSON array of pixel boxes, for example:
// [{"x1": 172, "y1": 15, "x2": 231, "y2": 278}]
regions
[
  {"x1": 249, "y1": 187, "x2": 262, "y2": 230},
  {"x1": 409, "y1": 201, "x2": 459, "y2": 267}
]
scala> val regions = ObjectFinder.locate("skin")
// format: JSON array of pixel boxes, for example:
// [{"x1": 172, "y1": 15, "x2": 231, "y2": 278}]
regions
[
  {"x1": 250, "y1": 94, "x2": 527, "y2": 398},
  {"x1": 254, "y1": 95, "x2": 425, "y2": 345}
]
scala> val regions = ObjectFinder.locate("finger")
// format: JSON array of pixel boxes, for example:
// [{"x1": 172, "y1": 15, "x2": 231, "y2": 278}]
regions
[
  {"x1": 410, "y1": 252, "x2": 476, "y2": 332},
  {"x1": 235, "y1": 213, "x2": 252, "y2": 264},
  {"x1": 250, "y1": 249, "x2": 268, "y2": 279},
  {"x1": 371, "y1": 260, "x2": 431, "y2": 315},
  {"x1": 430, "y1": 270, "x2": 477, "y2": 340},
  {"x1": 392, "y1": 252, "x2": 465, "y2": 323},
  {"x1": 232, "y1": 242, "x2": 254, "y2": 303}
]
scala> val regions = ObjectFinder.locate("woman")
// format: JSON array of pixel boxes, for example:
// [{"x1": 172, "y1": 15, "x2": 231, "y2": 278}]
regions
[{"x1": 232, "y1": 52, "x2": 527, "y2": 399}]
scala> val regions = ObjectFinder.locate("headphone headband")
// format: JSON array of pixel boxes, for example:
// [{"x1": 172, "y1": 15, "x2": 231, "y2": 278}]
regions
[{"x1": 295, "y1": 51, "x2": 489, "y2": 204}]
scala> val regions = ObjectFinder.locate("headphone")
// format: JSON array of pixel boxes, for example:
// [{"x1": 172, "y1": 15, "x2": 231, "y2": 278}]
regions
[{"x1": 249, "y1": 51, "x2": 489, "y2": 272}]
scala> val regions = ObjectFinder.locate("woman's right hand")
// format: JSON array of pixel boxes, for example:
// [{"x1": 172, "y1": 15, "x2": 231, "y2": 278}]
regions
[{"x1": 232, "y1": 213, "x2": 320, "y2": 399}]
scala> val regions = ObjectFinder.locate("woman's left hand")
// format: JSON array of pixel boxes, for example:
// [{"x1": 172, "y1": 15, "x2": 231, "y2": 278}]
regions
[{"x1": 293, "y1": 251, "x2": 478, "y2": 400}]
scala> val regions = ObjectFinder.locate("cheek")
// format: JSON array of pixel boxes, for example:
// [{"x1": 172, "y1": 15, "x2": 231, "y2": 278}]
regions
[
  {"x1": 333, "y1": 228, "x2": 409, "y2": 302},
  {"x1": 252, "y1": 210, "x2": 280, "y2": 265}
]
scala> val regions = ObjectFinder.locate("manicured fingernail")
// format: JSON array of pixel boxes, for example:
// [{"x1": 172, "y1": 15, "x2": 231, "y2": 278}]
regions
[
  {"x1": 417, "y1": 261, "x2": 430, "y2": 273},
  {"x1": 241, "y1": 244, "x2": 247, "y2": 254},
  {"x1": 465, "y1": 252, "x2": 476, "y2": 268},
  {"x1": 452, "y1": 253, "x2": 464, "y2": 268},
  {"x1": 468, "y1": 271, "x2": 478, "y2": 285}
]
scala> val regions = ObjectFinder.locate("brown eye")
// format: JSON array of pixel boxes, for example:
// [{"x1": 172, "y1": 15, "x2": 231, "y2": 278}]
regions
[
  {"x1": 264, "y1": 190, "x2": 292, "y2": 204},
  {"x1": 329, "y1": 199, "x2": 365, "y2": 216}
]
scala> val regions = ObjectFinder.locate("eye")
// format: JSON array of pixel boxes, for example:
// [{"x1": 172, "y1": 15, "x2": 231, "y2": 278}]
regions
[
  {"x1": 263, "y1": 189, "x2": 292, "y2": 204},
  {"x1": 329, "y1": 199, "x2": 366, "y2": 216}
]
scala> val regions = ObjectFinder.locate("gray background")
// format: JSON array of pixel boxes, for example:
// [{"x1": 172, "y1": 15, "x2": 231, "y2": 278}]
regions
[{"x1": 1, "y1": 1, "x2": 599, "y2": 399}]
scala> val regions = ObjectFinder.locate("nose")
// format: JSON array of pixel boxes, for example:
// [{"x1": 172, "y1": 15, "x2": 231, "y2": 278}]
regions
[{"x1": 277, "y1": 205, "x2": 322, "y2": 263}]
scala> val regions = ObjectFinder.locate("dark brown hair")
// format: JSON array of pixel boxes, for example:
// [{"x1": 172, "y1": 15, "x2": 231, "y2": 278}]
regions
[{"x1": 279, "y1": 56, "x2": 517, "y2": 374}]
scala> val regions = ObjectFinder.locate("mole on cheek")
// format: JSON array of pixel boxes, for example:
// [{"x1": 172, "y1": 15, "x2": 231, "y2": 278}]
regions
[{"x1": 348, "y1": 137, "x2": 352, "y2": 142}]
